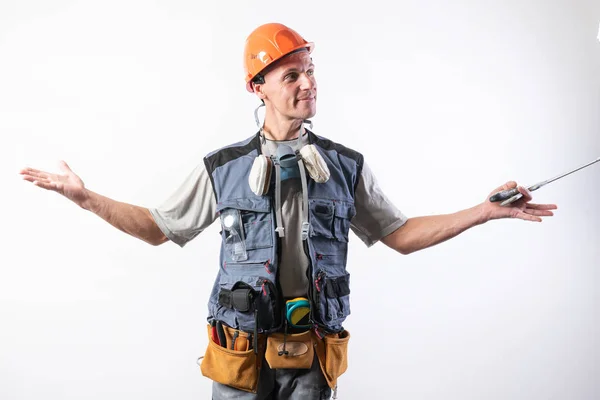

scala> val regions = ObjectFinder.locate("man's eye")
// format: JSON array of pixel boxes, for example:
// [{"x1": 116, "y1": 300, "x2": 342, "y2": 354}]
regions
[
  {"x1": 285, "y1": 73, "x2": 298, "y2": 81},
  {"x1": 307, "y1": 69, "x2": 314, "y2": 76}
]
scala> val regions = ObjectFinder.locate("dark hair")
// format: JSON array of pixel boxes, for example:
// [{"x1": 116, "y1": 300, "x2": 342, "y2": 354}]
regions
[{"x1": 252, "y1": 74, "x2": 266, "y2": 85}]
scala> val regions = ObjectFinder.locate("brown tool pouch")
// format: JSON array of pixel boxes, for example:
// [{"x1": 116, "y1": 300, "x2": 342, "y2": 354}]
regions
[
  {"x1": 313, "y1": 329, "x2": 350, "y2": 389},
  {"x1": 264, "y1": 330, "x2": 314, "y2": 369},
  {"x1": 199, "y1": 324, "x2": 262, "y2": 393}
]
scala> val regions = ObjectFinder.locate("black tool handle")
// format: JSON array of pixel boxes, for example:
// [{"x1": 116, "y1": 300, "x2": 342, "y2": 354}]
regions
[
  {"x1": 489, "y1": 187, "x2": 519, "y2": 202},
  {"x1": 253, "y1": 310, "x2": 259, "y2": 354},
  {"x1": 216, "y1": 321, "x2": 227, "y2": 348}
]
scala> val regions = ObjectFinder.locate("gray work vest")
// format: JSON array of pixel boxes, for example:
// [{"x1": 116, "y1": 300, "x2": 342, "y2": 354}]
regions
[{"x1": 203, "y1": 130, "x2": 363, "y2": 334}]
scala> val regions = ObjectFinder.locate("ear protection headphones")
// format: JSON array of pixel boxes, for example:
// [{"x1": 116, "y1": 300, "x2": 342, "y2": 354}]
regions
[
  {"x1": 249, "y1": 104, "x2": 330, "y2": 196},
  {"x1": 249, "y1": 103, "x2": 331, "y2": 240}
]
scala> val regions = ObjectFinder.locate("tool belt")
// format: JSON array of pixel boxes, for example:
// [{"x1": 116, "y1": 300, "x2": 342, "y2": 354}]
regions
[
  {"x1": 199, "y1": 322, "x2": 350, "y2": 392},
  {"x1": 200, "y1": 276, "x2": 350, "y2": 393},
  {"x1": 200, "y1": 325, "x2": 350, "y2": 393}
]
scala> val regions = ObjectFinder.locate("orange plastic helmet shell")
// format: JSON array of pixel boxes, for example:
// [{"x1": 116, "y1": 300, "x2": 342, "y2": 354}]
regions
[{"x1": 244, "y1": 23, "x2": 314, "y2": 93}]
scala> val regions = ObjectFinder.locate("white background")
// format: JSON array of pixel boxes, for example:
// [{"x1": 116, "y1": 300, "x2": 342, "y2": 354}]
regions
[{"x1": 2, "y1": 0, "x2": 600, "y2": 399}]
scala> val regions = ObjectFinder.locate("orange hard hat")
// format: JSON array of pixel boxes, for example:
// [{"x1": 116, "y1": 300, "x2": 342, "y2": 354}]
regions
[{"x1": 243, "y1": 23, "x2": 314, "y2": 93}]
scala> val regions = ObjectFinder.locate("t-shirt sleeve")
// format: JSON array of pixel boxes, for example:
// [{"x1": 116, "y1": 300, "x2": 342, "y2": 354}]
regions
[
  {"x1": 149, "y1": 162, "x2": 218, "y2": 247},
  {"x1": 350, "y1": 161, "x2": 408, "y2": 247}
]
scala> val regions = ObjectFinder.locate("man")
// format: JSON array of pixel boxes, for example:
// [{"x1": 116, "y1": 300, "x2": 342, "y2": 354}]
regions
[{"x1": 20, "y1": 23, "x2": 556, "y2": 400}]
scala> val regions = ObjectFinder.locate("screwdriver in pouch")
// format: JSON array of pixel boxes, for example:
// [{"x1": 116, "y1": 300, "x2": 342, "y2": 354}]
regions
[
  {"x1": 489, "y1": 156, "x2": 600, "y2": 206},
  {"x1": 231, "y1": 330, "x2": 239, "y2": 350},
  {"x1": 235, "y1": 332, "x2": 248, "y2": 352},
  {"x1": 247, "y1": 333, "x2": 253, "y2": 352}
]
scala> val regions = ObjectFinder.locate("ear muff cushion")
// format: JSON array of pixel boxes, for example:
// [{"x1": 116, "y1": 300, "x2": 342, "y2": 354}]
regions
[
  {"x1": 262, "y1": 156, "x2": 272, "y2": 194},
  {"x1": 299, "y1": 145, "x2": 330, "y2": 183},
  {"x1": 249, "y1": 155, "x2": 272, "y2": 196}
]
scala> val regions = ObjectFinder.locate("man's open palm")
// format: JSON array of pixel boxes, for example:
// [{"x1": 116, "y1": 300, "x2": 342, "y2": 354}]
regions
[{"x1": 20, "y1": 161, "x2": 87, "y2": 205}]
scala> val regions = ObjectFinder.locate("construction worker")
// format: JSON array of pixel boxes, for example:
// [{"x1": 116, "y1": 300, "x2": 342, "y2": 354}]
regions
[{"x1": 19, "y1": 23, "x2": 557, "y2": 400}]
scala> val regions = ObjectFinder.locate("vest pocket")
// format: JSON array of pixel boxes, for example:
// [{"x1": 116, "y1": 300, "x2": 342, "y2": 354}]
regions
[
  {"x1": 309, "y1": 200, "x2": 355, "y2": 242},
  {"x1": 308, "y1": 200, "x2": 335, "y2": 239},
  {"x1": 217, "y1": 198, "x2": 273, "y2": 255},
  {"x1": 324, "y1": 273, "x2": 351, "y2": 323},
  {"x1": 218, "y1": 208, "x2": 273, "y2": 254},
  {"x1": 215, "y1": 273, "x2": 281, "y2": 333},
  {"x1": 241, "y1": 210, "x2": 273, "y2": 250},
  {"x1": 314, "y1": 270, "x2": 351, "y2": 328},
  {"x1": 333, "y1": 202, "x2": 356, "y2": 242}
]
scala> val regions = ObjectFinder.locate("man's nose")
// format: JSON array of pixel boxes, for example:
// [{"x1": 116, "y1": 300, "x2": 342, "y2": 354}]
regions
[{"x1": 298, "y1": 73, "x2": 316, "y2": 91}]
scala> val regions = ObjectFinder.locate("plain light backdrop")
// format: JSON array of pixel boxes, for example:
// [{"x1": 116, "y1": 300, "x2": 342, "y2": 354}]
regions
[{"x1": 2, "y1": 0, "x2": 600, "y2": 399}]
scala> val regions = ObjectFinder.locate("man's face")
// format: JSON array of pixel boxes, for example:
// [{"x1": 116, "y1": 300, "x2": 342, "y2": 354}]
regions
[{"x1": 255, "y1": 50, "x2": 317, "y2": 120}]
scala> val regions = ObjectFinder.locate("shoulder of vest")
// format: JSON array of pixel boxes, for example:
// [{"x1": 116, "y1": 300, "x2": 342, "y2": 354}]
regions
[
  {"x1": 204, "y1": 132, "x2": 262, "y2": 174},
  {"x1": 307, "y1": 130, "x2": 364, "y2": 169}
]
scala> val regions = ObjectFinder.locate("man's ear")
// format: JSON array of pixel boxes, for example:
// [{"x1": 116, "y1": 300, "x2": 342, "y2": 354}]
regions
[{"x1": 253, "y1": 83, "x2": 267, "y2": 101}]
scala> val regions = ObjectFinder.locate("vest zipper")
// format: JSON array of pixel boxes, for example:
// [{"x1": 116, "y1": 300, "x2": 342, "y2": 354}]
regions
[
  {"x1": 272, "y1": 201, "x2": 285, "y2": 333},
  {"x1": 303, "y1": 241, "x2": 320, "y2": 325}
]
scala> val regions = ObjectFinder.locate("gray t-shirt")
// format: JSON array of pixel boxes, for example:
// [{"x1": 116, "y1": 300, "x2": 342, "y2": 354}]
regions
[{"x1": 149, "y1": 134, "x2": 407, "y2": 297}]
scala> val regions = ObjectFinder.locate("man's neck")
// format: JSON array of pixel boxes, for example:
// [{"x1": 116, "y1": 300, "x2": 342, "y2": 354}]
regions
[{"x1": 262, "y1": 114, "x2": 303, "y2": 141}]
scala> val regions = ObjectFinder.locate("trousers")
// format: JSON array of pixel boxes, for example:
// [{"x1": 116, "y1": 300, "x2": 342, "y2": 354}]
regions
[{"x1": 212, "y1": 355, "x2": 332, "y2": 400}]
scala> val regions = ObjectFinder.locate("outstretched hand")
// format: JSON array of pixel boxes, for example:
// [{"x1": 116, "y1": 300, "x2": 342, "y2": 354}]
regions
[
  {"x1": 482, "y1": 181, "x2": 557, "y2": 222},
  {"x1": 20, "y1": 161, "x2": 88, "y2": 206}
]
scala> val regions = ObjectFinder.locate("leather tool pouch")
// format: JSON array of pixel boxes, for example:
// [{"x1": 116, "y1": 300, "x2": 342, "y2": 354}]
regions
[
  {"x1": 200, "y1": 324, "x2": 262, "y2": 393},
  {"x1": 313, "y1": 329, "x2": 350, "y2": 389},
  {"x1": 264, "y1": 330, "x2": 314, "y2": 369}
]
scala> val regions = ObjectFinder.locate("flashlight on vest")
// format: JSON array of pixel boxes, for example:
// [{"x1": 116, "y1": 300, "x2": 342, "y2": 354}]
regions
[{"x1": 220, "y1": 209, "x2": 248, "y2": 262}]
